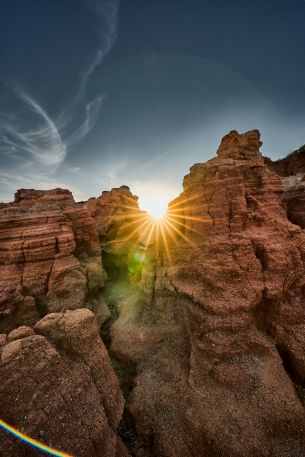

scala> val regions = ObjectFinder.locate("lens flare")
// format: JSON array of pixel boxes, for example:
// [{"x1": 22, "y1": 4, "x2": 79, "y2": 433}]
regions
[
  {"x1": 0, "y1": 419, "x2": 73, "y2": 457},
  {"x1": 0, "y1": 200, "x2": 205, "y2": 457}
]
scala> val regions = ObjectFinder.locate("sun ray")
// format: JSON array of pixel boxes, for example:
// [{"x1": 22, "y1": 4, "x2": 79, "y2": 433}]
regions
[
  {"x1": 162, "y1": 219, "x2": 179, "y2": 247},
  {"x1": 119, "y1": 213, "x2": 151, "y2": 230},
  {"x1": 155, "y1": 220, "x2": 160, "y2": 254},
  {"x1": 166, "y1": 214, "x2": 204, "y2": 237},
  {"x1": 102, "y1": 192, "x2": 205, "y2": 257},
  {"x1": 167, "y1": 204, "x2": 207, "y2": 213},
  {"x1": 108, "y1": 212, "x2": 146, "y2": 222},
  {"x1": 144, "y1": 220, "x2": 157, "y2": 250},
  {"x1": 167, "y1": 212, "x2": 211, "y2": 223},
  {"x1": 116, "y1": 216, "x2": 152, "y2": 248},
  {"x1": 161, "y1": 224, "x2": 172, "y2": 260},
  {"x1": 163, "y1": 217, "x2": 197, "y2": 248},
  {"x1": 140, "y1": 218, "x2": 155, "y2": 243},
  {"x1": 167, "y1": 193, "x2": 202, "y2": 210}
]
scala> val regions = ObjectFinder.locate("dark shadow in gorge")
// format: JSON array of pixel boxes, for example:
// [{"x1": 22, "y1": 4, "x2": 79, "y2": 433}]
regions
[
  {"x1": 252, "y1": 296, "x2": 305, "y2": 407},
  {"x1": 99, "y1": 248, "x2": 154, "y2": 457},
  {"x1": 276, "y1": 344, "x2": 305, "y2": 407}
]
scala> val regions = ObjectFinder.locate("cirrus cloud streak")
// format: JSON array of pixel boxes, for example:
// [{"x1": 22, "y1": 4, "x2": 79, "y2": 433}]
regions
[{"x1": 0, "y1": 0, "x2": 120, "y2": 202}]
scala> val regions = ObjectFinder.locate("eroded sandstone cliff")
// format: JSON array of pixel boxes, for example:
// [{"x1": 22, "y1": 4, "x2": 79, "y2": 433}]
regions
[
  {"x1": 2, "y1": 131, "x2": 305, "y2": 457},
  {"x1": 106, "y1": 130, "x2": 305, "y2": 456},
  {"x1": 0, "y1": 188, "x2": 104, "y2": 333},
  {"x1": 0, "y1": 309, "x2": 130, "y2": 457},
  {"x1": 265, "y1": 144, "x2": 305, "y2": 228}
]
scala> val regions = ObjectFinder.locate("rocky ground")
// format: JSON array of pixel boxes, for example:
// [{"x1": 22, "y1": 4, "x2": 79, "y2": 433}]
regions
[{"x1": 1, "y1": 130, "x2": 305, "y2": 456}]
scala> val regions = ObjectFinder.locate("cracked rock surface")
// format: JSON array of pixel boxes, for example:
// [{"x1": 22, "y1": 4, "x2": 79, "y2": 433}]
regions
[
  {"x1": 0, "y1": 308, "x2": 130, "y2": 456},
  {"x1": 2, "y1": 131, "x2": 305, "y2": 456}
]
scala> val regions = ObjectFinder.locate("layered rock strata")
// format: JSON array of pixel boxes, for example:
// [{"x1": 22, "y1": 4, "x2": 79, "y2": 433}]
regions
[
  {"x1": 0, "y1": 189, "x2": 104, "y2": 333},
  {"x1": 2, "y1": 131, "x2": 305, "y2": 457},
  {"x1": 106, "y1": 130, "x2": 305, "y2": 457},
  {"x1": 86, "y1": 185, "x2": 144, "y2": 253}
]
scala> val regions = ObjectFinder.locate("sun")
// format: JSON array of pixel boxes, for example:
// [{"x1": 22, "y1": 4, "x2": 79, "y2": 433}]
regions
[
  {"x1": 139, "y1": 198, "x2": 168, "y2": 221},
  {"x1": 112, "y1": 190, "x2": 201, "y2": 260}
]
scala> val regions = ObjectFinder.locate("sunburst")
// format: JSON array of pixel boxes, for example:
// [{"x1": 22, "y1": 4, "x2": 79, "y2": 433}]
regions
[{"x1": 107, "y1": 193, "x2": 207, "y2": 262}]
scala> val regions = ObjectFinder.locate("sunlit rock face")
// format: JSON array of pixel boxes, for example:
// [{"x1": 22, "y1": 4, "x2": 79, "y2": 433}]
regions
[
  {"x1": 217, "y1": 128, "x2": 263, "y2": 160},
  {"x1": 86, "y1": 185, "x2": 147, "y2": 259},
  {"x1": 86, "y1": 185, "x2": 148, "y2": 303},
  {"x1": 111, "y1": 130, "x2": 305, "y2": 456},
  {"x1": 0, "y1": 309, "x2": 130, "y2": 457},
  {"x1": 0, "y1": 188, "x2": 104, "y2": 333},
  {"x1": 3, "y1": 132, "x2": 305, "y2": 457}
]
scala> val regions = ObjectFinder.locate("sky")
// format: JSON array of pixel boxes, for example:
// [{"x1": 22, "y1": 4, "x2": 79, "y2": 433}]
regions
[{"x1": 0, "y1": 0, "x2": 305, "y2": 211}]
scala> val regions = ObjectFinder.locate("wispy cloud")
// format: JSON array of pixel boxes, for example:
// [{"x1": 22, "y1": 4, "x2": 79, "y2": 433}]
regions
[
  {"x1": 0, "y1": 0, "x2": 120, "y2": 202},
  {"x1": 105, "y1": 158, "x2": 128, "y2": 181},
  {"x1": 0, "y1": 86, "x2": 106, "y2": 200},
  {"x1": 66, "y1": 95, "x2": 105, "y2": 145},
  {"x1": 0, "y1": 85, "x2": 65, "y2": 201},
  {"x1": 79, "y1": 0, "x2": 120, "y2": 98},
  {"x1": 67, "y1": 166, "x2": 81, "y2": 173},
  {"x1": 0, "y1": 85, "x2": 66, "y2": 169}
]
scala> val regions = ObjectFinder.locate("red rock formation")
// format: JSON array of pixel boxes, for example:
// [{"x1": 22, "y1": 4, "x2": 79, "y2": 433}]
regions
[
  {"x1": 86, "y1": 185, "x2": 144, "y2": 251},
  {"x1": 0, "y1": 189, "x2": 104, "y2": 333},
  {"x1": 3, "y1": 132, "x2": 305, "y2": 457},
  {"x1": 274, "y1": 173, "x2": 305, "y2": 229},
  {"x1": 265, "y1": 145, "x2": 305, "y2": 229},
  {"x1": 264, "y1": 144, "x2": 305, "y2": 176},
  {"x1": 86, "y1": 186, "x2": 147, "y2": 293},
  {"x1": 107, "y1": 130, "x2": 305, "y2": 456},
  {"x1": 0, "y1": 308, "x2": 130, "y2": 457}
]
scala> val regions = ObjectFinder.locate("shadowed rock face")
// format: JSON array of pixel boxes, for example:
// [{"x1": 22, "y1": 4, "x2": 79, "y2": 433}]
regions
[
  {"x1": 264, "y1": 144, "x2": 305, "y2": 177},
  {"x1": 86, "y1": 185, "x2": 144, "y2": 255},
  {"x1": 280, "y1": 174, "x2": 305, "y2": 229},
  {"x1": 0, "y1": 309, "x2": 130, "y2": 457},
  {"x1": 2, "y1": 131, "x2": 305, "y2": 457},
  {"x1": 265, "y1": 144, "x2": 305, "y2": 229}
]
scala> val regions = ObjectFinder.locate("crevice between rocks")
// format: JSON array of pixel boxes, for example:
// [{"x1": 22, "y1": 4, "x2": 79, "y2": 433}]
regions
[
  {"x1": 252, "y1": 297, "x2": 305, "y2": 406},
  {"x1": 275, "y1": 344, "x2": 305, "y2": 406},
  {"x1": 99, "y1": 249, "x2": 154, "y2": 457}
]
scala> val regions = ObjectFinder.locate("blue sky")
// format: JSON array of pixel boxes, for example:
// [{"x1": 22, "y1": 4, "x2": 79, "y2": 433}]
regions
[{"x1": 1, "y1": 0, "x2": 305, "y2": 209}]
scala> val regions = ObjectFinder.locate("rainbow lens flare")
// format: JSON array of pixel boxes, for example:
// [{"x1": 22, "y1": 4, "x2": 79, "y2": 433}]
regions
[{"x1": 0, "y1": 419, "x2": 73, "y2": 457}]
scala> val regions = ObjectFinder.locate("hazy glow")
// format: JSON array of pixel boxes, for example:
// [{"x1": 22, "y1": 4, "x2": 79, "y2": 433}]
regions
[
  {"x1": 141, "y1": 198, "x2": 168, "y2": 220},
  {"x1": 136, "y1": 184, "x2": 177, "y2": 221},
  {"x1": 113, "y1": 191, "x2": 205, "y2": 265}
]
